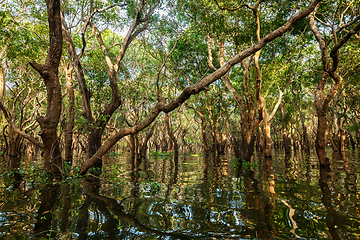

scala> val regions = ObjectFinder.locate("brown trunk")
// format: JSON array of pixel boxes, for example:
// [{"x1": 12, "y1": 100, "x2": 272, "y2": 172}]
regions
[
  {"x1": 30, "y1": 0, "x2": 63, "y2": 173},
  {"x1": 200, "y1": 118, "x2": 209, "y2": 153},
  {"x1": 263, "y1": 110, "x2": 272, "y2": 158},
  {"x1": 7, "y1": 127, "x2": 22, "y2": 173},
  {"x1": 140, "y1": 123, "x2": 156, "y2": 159},
  {"x1": 129, "y1": 133, "x2": 140, "y2": 159},
  {"x1": 88, "y1": 130, "x2": 104, "y2": 167},
  {"x1": 296, "y1": 104, "x2": 310, "y2": 155},
  {"x1": 161, "y1": 128, "x2": 168, "y2": 152},
  {"x1": 63, "y1": 64, "x2": 75, "y2": 165},
  {"x1": 328, "y1": 114, "x2": 338, "y2": 153},
  {"x1": 220, "y1": 58, "x2": 255, "y2": 161},
  {"x1": 315, "y1": 111, "x2": 330, "y2": 167},
  {"x1": 0, "y1": 67, "x2": 5, "y2": 103},
  {"x1": 348, "y1": 132, "x2": 356, "y2": 150},
  {"x1": 338, "y1": 119, "x2": 346, "y2": 159},
  {"x1": 280, "y1": 102, "x2": 291, "y2": 154},
  {"x1": 165, "y1": 113, "x2": 179, "y2": 159}
]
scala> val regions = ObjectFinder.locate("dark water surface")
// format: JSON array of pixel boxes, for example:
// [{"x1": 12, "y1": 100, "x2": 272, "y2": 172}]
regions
[{"x1": 1, "y1": 150, "x2": 360, "y2": 239}]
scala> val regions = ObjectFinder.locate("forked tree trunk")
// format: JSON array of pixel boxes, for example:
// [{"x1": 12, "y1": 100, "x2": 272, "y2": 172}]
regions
[
  {"x1": 62, "y1": 1, "x2": 157, "y2": 173},
  {"x1": 30, "y1": 0, "x2": 63, "y2": 173}
]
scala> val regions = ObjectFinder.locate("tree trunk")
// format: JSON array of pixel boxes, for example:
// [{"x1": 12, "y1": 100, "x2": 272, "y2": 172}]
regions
[
  {"x1": 165, "y1": 113, "x2": 179, "y2": 159},
  {"x1": 140, "y1": 123, "x2": 156, "y2": 159},
  {"x1": 88, "y1": 130, "x2": 104, "y2": 168},
  {"x1": 296, "y1": 104, "x2": 310, "y2": 156},
  {"x1": 315, "y1": 111, "x2": 331, "y2": 167},
  {"x1": 200, "y1": 118, "x2": 209, "y2": 153},
  {"x1": 309, "y1": 5, "x2": 360, "y2": 167},
  {"x1": 30, "y1": 0, "x2": 63, "y2": 174},
  {"x1": 263, "y1": 110, "x2": 272, "y2": 158},
  {"x1": 161, "y1": 128, "x2": 168, "y2": 152},
  {"x1": 280, "y1": 102, "x2": 291, "y2": 154},
  {"x1": 7, "y1": 127, "x2": 22, "y2": 182},
  {"x1": 348, "y1": 132, "x2": 356, "y2": 151},
  {"x1": 63, "y1": 64, "x2": 75, "y2": 165}
]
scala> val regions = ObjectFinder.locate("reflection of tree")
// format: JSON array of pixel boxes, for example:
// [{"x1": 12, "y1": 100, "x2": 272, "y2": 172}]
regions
[
  {"x1": 319, "y1": 168, "x2": 340, "y2": 240},
  {"x1": 60, "y1": 184, "x2": 71, "y2": 233},
  {"x1": 79, "y1": 178, "x2": 191, "y2": 239},
  {"x1": 33, "y1": 184, "x2": 61, "y2": 238},
  {"x1": 282, "y1": 154, "x2": 300, "y2": 238},
  {"x1": 165, "y1": 156, "x2": 179, "y2": 199},
  {"x1": 242, "y1": 157, "x2": 277, "y2": 238},
  {"x1": 6, "y1": 155, "x2": 22, "y2": 188}
]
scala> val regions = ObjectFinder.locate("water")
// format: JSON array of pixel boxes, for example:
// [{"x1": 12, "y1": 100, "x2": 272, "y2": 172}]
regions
[{"x1": 1, "y1": 150, "x2": 360, "y2": 239}]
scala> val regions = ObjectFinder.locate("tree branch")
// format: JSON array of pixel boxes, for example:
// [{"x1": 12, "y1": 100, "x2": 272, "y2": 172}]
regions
[
  {"x1": 0, "y1": 102, "x2": 44, "y2": 148},
  {"x1": 79, "y1": 0, "x2": 322, "y2": 175}
]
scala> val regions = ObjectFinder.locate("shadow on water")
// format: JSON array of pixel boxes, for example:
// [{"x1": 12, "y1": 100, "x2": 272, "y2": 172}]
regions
[{"x1": 1, "y1": 150, "x2": 360, "y2": 239}]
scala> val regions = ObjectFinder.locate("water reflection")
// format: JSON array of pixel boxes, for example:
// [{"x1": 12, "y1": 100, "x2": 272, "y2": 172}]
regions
[
  {"x1": 1, "y1": 151, "x2": 360, "y2": 239},
  {"x1": 33, "y1": 184, "x2": 61, "y2": 238}
]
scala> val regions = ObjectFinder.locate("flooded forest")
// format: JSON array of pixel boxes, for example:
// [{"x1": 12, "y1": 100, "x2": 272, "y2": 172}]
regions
[{"x1": 1, "y1": 0, "x2": 360, "y2": 239}]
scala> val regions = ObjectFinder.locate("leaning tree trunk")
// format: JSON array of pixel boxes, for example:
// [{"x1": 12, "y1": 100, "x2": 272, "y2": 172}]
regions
[{"x1": 30, "y1": 0, "x2": 63, "y2": 173}]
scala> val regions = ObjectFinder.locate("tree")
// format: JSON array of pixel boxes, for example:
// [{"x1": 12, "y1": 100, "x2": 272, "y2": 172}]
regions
[
  {"x1": 79, "y1": 0, "x2": 322, "y2": 174},
  {"x1": 309, "y1": 1, "x2": 360, "y2": 167}
]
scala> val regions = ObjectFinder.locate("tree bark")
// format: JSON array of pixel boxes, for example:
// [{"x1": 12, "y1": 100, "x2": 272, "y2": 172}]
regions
[
  {"x1": 348, "y1": 132, "x2": 356, "y2": 151},
  {"x1": 280, "y1": 102, "x2": 291, "y2": 154},
  {"x1": 296, "y1": 102, "x2": 310, "y2": 156},
  {"x1": 29, "y1": 0, "x2": 63, "y2": 173},
  {"x1": 140, "y1": 122, "x2": 156, "y2": 159},
  {"x1": 165, "y1": 113, "x2": 179, "y2": 159},
  {"x1": 63, "y1": 64, "x2": 75, "y2": 165}
]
